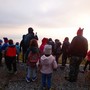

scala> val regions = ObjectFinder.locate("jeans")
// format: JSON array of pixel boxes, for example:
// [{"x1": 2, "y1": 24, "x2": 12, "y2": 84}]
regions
[
  {"x1": 42, "y1": 73, "x2": 52, "y2": 89},
  {"x1": 26, "y1": 66, "x2": 37, "y2": 79}
]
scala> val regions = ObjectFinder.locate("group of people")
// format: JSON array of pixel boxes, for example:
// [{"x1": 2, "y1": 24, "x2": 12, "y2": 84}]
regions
[
  {"x1": 0, "y1": 37, "x2": 20, "y2": 74},
  {"x1": 19, "y1": 27, "x2": 89, "y2": 90},
  {"x1": 0, "y1": 27, "x2": 90, "y2": 90}
]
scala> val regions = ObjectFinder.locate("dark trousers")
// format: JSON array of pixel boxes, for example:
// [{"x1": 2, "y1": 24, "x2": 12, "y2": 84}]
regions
[
  {"x1": 5, "y1": 56, "x2": 17, "y2": 72},
  {"x1": 22, "y1": 50, "x2": 27, "y2": 63},
  {"x1": 0, "y1": 52, "x2": 2, "y2": 65},
  {"x1": 69, "y1": 56, "x2": 83, "y2": 81},
  {"x1": 56, "y1": 54, "x2": 60, "y2": 64},
  {"x1": 62, "y1": 53, "x2": 68, "y2": 66},
  {"x1": 83, "y1": 60, "x2": 90, "y2": 71}
]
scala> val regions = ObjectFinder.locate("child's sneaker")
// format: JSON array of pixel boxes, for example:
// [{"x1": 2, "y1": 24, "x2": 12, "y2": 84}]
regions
[
  {"x1": 32, "y1": 77, "x2": 37, "y2": 81},
  {"x1": 26, "y1": 77, "x2": 31, "y2": 83}
]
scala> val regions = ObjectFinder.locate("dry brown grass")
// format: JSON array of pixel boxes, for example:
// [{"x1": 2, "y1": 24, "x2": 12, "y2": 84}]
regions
[{"x1": 58, "y1": 54, "x2": 87, "y2": 65}]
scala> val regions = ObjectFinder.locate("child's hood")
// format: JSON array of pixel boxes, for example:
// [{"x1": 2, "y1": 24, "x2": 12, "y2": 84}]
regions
[{"x1": 41, "y1": 55, "x2": 53, "y2": 64}]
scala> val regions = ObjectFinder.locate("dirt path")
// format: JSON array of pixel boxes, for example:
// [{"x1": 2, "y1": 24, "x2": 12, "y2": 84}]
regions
[{"x1": 0, "y1": 61, "x2": 90, "y2": 90}]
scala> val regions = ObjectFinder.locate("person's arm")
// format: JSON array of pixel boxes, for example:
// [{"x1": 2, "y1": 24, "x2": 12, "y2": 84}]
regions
[
  {"x1": 52, "y1": 57, "x2": 58, "y2": 69},
  {"x1": 25, "y1": 48, "x2": 30, "y2": 60}
]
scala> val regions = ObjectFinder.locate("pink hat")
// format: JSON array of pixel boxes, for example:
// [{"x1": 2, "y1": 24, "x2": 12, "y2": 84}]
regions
[{"x1": 77, "y1": 27, "x2": 84, "y2": 36}]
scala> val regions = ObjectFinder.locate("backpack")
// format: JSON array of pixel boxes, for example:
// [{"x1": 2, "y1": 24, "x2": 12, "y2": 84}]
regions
[
  {"x1": 6, "y1": 46, "x2": 17, "y2": 57},
  {"x1": 27, "y1": 51, "x2": 39, "y2": 67},
  {"x1": 24, "y1": 34, "x2": 34, "y2": 48}
]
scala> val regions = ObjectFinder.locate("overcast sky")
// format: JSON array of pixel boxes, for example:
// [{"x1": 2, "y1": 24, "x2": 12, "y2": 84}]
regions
[
  {"x1": 0, "y1": 0, "x2": 90, "y2": 47},
  {"x1": 0, "y1": 0, "x2": 90, "y2": 28}
]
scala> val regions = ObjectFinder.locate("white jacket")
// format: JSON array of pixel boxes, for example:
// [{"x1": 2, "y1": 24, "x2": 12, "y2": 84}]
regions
[{"x1": 40, "y1": 55, "x2": 57, "y2": 74}]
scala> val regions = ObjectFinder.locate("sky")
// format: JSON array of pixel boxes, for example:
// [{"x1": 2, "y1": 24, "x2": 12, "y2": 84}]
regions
[{"x1": 0, "y1": 0, "x2": 90, "y2": 48}]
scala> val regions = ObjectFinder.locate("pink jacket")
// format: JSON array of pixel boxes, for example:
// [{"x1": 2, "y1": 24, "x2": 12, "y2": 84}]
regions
[
  {"x1": 40, "y1": 55, "x2": 57, "y2": 74},
  {"x1": 86, "y1": 50, "x2": 90, "y2": 61}
]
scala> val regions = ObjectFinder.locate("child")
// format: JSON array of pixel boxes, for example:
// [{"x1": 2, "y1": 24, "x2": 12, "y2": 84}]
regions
[
  {"x1": 25, "y1": 39, "x2": 40, "y2": 82},
  {"x1": 5, "y1": 39, "x2": 17, "y2": 74},
  {"x1": 15, "y1": 42, "x2": 20, "y2": 63},
  {"x1": 82, "y1": 50, "x2": 90, "y2": 72},
  {"x1": 39, "y1": 44, "x2": 57, "y2": 90}
]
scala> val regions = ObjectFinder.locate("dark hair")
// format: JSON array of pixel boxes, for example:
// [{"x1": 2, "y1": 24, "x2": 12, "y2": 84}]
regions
[
  {"x1": 28, "y1": 27, "x2": 33, "y2": 33},
  {"x1": 9, "y1": 39, "x2": 13, "y2": 45},
  {"x1": 16, "y1": 42, "x2": 19, "y2": 45}
]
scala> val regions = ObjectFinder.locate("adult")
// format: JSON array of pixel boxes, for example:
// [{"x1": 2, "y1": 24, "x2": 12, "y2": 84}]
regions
[
  {"x1": 24, "y1": 27, "x2": 38, "y2": 51},
  {"x1": 2, "y1": 37, "x2": 9, "y2": 58},
  {"x1": 39, "y1": 37, "x2": 48, "y2": 56},
  {"x1": 54, "y1": 39, "x2": 62, "y2": 64},
  {"x1": 20, "y1": 35, "x2": 27, "y2": 63},
  {"x1": 2, "y1": 37, "x2": 9, "y2": 51},
  {"x1": 20, "y1": 27, "x2": 38, "y2": 63},
  {"x1": 47, "y1": 38, "x2": 55, "y2": 55},
  {"x1": 5, "y1": 39, "x2": 17, "y2": 74},
  {"x1": 61, "y1": 37, "x2": 70, "y2": 68},
  {"x1": 65, "y1": 27, "x2": 88, "y2": 82}
]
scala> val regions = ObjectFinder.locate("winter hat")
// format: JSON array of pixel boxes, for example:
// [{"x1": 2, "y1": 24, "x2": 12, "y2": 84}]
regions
[
  {"x1": 77, "y1": 27, "x2": 84, "y2": 36},
  {"x1": 44, "y1": 44, "x2": 52, "y2": 55}
]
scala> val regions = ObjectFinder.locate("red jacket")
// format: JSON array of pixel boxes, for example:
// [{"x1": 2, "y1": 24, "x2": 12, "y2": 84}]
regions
[{"x1": 86, "y1": 50, "x2": 90, "y2": 61}]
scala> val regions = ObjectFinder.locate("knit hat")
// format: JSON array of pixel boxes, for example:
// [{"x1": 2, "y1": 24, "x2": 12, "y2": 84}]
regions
[
  {"x1": 44, "y1": 44, "x2": 52, "y2": 55},
  {"x1": 77, "y1": 27, "x2": 84, "y2": 36}
]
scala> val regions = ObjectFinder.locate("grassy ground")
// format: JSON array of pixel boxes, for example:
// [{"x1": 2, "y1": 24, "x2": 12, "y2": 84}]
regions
[
  {"x1": 57, "y1": 54, "x2": 86, "y2": 65},
  {"x1": 19, "y1": 53, "x2": 87, "y2": 65}
]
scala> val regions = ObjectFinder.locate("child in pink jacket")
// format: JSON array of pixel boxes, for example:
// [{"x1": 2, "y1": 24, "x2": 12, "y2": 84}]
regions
[{"x1": 39, "y1": 44, "x2": 57, "y2": 90}]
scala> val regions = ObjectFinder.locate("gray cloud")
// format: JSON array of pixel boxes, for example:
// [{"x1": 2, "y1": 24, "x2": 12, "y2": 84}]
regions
[{"x1": 0, "y1": 0, "x2": 90, "y2": 28}]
